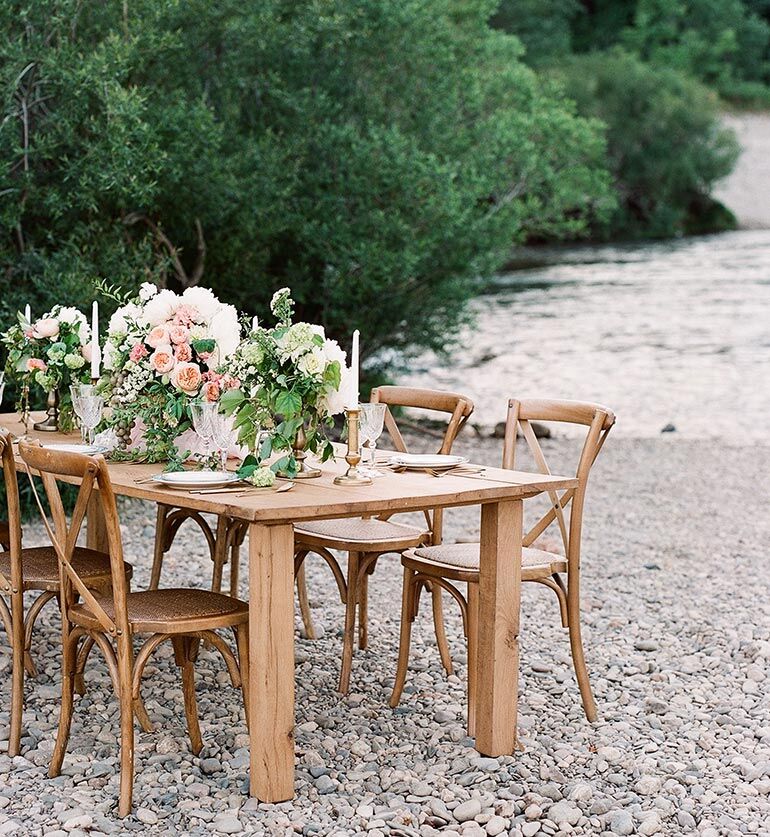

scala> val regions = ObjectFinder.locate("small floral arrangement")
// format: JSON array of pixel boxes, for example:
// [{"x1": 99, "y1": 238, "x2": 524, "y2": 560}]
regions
[
  {"x1": 221, "y1": 288, "x2": 350, "y2": 477},
  {"x1": 1, "y1": 306, "x2": 93, "y2": 424},
  {"x1": 99, "y1": 282, "x2": 241, "y2": 462}
]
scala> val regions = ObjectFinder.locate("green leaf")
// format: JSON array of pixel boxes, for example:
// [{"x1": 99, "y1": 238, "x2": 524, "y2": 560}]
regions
[
  {"x1": 219, "y1": 389, "x2": 246, "y2": 415},
  {"x1": 275, "y1": 388, "x2": 302, "y2": 417}
]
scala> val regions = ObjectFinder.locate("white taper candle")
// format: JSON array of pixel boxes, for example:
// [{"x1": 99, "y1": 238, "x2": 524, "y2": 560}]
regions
[
  {"x1": 91, "y1": 300, "x2": 101, "y2": 380},
  {"x1": 24, "y1": 305, "x2": 31, "y2": 323},
  {"x1": 351, "y1": 329, "x2": 360, "y2": 408}
]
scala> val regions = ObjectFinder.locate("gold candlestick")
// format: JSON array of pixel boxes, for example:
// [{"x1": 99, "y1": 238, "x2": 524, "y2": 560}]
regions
[{"x1": 334, "y1": 407, "x2": 372, "y2": 485}]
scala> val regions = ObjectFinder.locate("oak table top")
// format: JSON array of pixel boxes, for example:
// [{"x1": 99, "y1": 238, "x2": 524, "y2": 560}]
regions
[{"x1": 1, "y1": 412, "x2": 578, "y2": 804}]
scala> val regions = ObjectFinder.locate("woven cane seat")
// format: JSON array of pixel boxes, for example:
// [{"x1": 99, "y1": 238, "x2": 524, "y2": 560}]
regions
[
  {"x1": 0, "y1": 547, "x2": 131, "y2": 592},
  {"x1": 70, "y1": 588, "x2": 248, "y2": 634},
  {"x1": 406, "y1": 543, "x2": 567, "y2": 581},
  {"x1": 295, "y1": 517, "x2": 428, "y2": 549},
  {"x1": 0, "y1": 520, "x2": 9, "y2": 549}
]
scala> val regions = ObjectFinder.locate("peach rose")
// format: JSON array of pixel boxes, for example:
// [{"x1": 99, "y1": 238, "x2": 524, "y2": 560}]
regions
[
  {"x1": 27, "y1": 358, "x2": 47, "y2": 372},
  {"x1": 33, "y1": 318, "x2": 59, "y2": 339},
  {"x1": 150, "y1": 345, "x2": 175, "y2": 375},
  {"x1": 80, "y1": 342, "x2": 94, "y2": 362},
  {"x1": 171, "y1": 362, "x2": 202, "y2": 394},
  {"x1": 174, "y1": 342, "x2": 192, "y2": 363},
  {"x1": 202, "y1": 380, "x2": 220, "y2": 402},
  {"x1": 146, "y1": 325, "x2": 170, "y2": 349},
  {"x1": 169, "y1": 324, "x2": 189, "y2": 345}
]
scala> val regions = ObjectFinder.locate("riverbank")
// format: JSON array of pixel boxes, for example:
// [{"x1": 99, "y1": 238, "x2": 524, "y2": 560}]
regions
[
  {"x1": 0, "y1": 433, "x2": 768, "y2": 835},
  {"x1": 715, "y1": 111, "x2": 770, "y2": 229}
]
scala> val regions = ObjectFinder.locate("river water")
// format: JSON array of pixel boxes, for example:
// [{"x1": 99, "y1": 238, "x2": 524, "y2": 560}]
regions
[{"x1": 403, "y1": 230, "x2": 770, "y2": 439}]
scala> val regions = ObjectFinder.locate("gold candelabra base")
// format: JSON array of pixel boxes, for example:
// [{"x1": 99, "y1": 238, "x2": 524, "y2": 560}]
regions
[{"x1": 334, "y1": 407, "x2": 372, "y2": 486}]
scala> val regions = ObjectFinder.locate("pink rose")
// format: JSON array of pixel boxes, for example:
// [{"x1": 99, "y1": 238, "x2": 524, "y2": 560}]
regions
[
  {"x1": 173, "y1": 304, "x2": 199, "y2": 326},
  {"x1": 202, "y1": 380, "x2": 220, "y2": 402},
  {"x1": 174, "y1": 342, "x2": 192, "y2": 363},
  {"x1": 169, "y1": 325, "x2": 189, "y2": 345},
  {"x1": 171, "y1": 362, "x2": 202, "y2": 394},
  {"x1": 23, "y1": 329, "x2": 34, "y2": 339},
  {"x1": 27, "y1": 358, "x2": 47, "y2": 372},
  {"x1": 80, "y1": 342, "x2": 94, "y2": 362},
  {"x1": 129, "y1": 343, "x2": 148, "y2": 363},
  {"x1": 150, "y1": 345, "x2": 175, "y2": 374},
  {"x1": 146, "y1": 325, "x2": 170, "y2": 349},
  {"x1": 33, "y1": 318, "x2": 59, "y2": 339}
]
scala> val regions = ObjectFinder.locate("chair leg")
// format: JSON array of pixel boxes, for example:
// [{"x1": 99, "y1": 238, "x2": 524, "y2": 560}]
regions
[
  {"x1": 234, "y1": 623, "x2": 250, "y2": 731},
  {"x1": 358, "y1": 570, "x2": 369, "y2": 650},
  {"x1": 211, "y1": 516, "x2": 229, "y2": 595},
  {"x1": 338, "y1": 551, "x2": 360, "y2": 694},
  {"x1": 49, "y1": 628, "x2": 79, "y2": 779},
  {"x1": 566, "y1": 584, "x2": 597, "y2": 722},
  {"x1": 9, "y1": 590, "x2": 24, "y2": 757},
  {"x1": 74, "y1": 636, "x2": 96, "y2": 696},
  {"x1": 430, "y1": 583, "x2": 453, "y2": 676},
  {"x1": 229, "y1": 542, "x2": 241, "y2": 599},
  {"x1": 296, "y1": 561, "x2": 317, "y2": 640},
  {"x1": 173, "y1": 637, "x2": 203, "y2": 755},
  {"x1": 23, "y1": 591, "x2": 57, "y2": 677},
  {"x1": 149, "y1": 504, "x2": 169, "y2": 591},
  {"x1": 466, "y1": 582, "x2": 479, "y2": 738},
  {"x1": 117, "y1": 677, "x2": 136, "y2": 818},
  {"x1": 390, "y1": 567, "x2": 418, "y2": 708}
]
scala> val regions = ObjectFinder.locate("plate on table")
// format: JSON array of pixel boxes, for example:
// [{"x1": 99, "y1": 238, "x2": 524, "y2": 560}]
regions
[
  {"x1": 42, "y1": 443, "x2": 109, "y2": 455},
  {"x1": 151, "y1": 470, "x2": 240, "y2": 490},
  {"x1": 388, "y1": 453, "x2": 468, "y2": 471}
]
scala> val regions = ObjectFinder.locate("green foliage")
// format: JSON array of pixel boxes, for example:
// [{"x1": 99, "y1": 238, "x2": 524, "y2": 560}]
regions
[
  {"x1": 490, "y1": 0, "x2": 580, "y2": 65},
  {"x1": 1, "y1": 0, "x2": 612, "y2": 373},
  {"x1": 554, "y1": 49, "x2": 740, "y2": 238}
]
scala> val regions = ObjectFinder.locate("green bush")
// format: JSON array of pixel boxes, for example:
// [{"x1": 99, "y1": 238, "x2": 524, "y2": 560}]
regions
[
  {"x1": 554, "y1": 49, "x2": 740, "y2": 238},
  {"x1": 0, "y1": 0, "x2": 612, "y2": 372}
]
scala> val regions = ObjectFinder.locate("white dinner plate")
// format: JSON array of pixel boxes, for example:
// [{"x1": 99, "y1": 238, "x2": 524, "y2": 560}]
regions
[
  {"x1": 42, "y1": 443, "x2": 109, "y2": 455},
  {"x1": 388, "y1": 453, "x2": 468, "y2": 470},
  {"x1": 152, "y1": 470, "x2": 240, "y2": 489}
]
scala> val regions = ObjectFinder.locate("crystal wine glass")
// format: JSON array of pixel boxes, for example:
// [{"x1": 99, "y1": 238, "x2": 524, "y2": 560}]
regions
[
  {"x1": 208, "y1": 409, "x2": 236, "y2": 472},
  {"x1": 189, "y1": 400, "x2": 217, "y2": 464},
  {"x1": 77, "y1": 394, "x2": 104, "y2": 446},
  {"x1": 70, "y1": 383, "x2": 96, "y2": 443},
  {"x1": 0, "y1": 371, "x2": 5, "y2": 407},
  {"x1": 358, "y1": 402, "x2": 386, "y2": 476}
]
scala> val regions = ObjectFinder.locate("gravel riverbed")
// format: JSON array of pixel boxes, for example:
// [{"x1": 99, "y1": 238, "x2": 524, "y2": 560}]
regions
[{"x1": 0, "y1": 434, "x2": 768, "y2": 836}]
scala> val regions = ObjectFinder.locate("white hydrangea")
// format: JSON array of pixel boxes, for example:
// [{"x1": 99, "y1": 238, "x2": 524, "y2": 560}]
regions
[
  {"x1": 181, "y1": 286, "x2": 219, "y2": 323},
  {"x1": 142, "y1": 289, "x2": 179, "y2": 327},
  {"x1": 276, "y1": 322, "x2": 324, "y2": 362},
  {"x1": 139, "y1": 282, "x2": 158, "y2": 302}
]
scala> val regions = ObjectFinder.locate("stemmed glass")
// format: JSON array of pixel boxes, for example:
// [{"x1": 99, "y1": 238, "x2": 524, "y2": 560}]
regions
[
  {"x1": 358, "y1": 402, "x2": 386, "y2": 476},
  {"x1": 77, "y1": 394, "x2": 104, "y2": 446},
  {"x1": 70, "y1": 383, "x2": 96, "y2": 443},
  {"x1": 0, "y1": 372, "x2": 5, "y2": 407},
  {"x1": 190, "y1": 401, "x2": 233, "y2": 471}
]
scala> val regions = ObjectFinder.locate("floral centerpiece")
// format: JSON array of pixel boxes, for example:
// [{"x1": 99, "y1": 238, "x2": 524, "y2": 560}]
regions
[
  {"x1": 1, "y1": 306, "x2": 93, "y2": 430},
  {"x1": 221, "y1": 288, "x2": 349, "y2": 480},
  {"x1": 99, "y1": 282, "x2": 241, "y2": 462}
]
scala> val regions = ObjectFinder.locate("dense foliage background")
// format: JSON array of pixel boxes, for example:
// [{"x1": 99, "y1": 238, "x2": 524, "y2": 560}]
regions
[{"x1": 0, "y1": 0, "x2": 761, "y2": 371}]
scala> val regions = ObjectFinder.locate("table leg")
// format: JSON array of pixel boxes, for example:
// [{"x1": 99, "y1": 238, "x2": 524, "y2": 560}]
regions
[
  {"x1": 474, "y1": 499, "x2": 522, "y2": 756},
  {"x1": 86, "y1": 491, "x2": 109, "y2": 552},
  {"x1": 247, "y1": 522, "x2": 295, "y2": 801}
]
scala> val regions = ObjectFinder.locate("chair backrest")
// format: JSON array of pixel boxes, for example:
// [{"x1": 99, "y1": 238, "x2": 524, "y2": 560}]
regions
[
  {"x1": 502, "y1": 398, "x2": 615, "y2": 567},
  {"x1": 0, "y1": 429, "x2": 22, "y2": 597},
  {"x1": 18, "y1": 441, "x2": 130, "y2": 639},
  {"x1": 370, "y1": 386, "x2": 474, "y2": 541}
]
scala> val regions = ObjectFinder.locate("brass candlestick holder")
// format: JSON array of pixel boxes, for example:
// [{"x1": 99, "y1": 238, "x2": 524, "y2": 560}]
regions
[
  {"x1": 334, "y1": 407, "x2": 372, "y2": 485},
  {"x1": 33, "y1": 388, "x2": 59, "y2": 432}
]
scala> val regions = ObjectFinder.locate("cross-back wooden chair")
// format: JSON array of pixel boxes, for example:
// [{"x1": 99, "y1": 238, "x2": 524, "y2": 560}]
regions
[
  {"x1": 19, "y1": 441, "x2": 250, "y2": 818},
  {"x1": 0, "y1": 429, "x2": 125, "y2": 758},
  {"x1": 294, "y1": 385, "x2": 474, "y2": 693},
  {"x1": 389, "y1": 398, "x2": 615, "y2": 729},
  {"x1": 149, "y1": 504, "x2": 246, "y2": 597}
]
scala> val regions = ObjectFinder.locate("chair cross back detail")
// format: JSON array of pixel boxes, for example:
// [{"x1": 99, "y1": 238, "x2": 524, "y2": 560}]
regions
[
  {"x1": 370, "y1": 386, "x2": 474, "y2": 538},
  {"x1": 502, "y1": 399, "x2": 615, "y2": 560},
  {"x1": 19, "y1": 442, "x2": 129, "y2": 638}
]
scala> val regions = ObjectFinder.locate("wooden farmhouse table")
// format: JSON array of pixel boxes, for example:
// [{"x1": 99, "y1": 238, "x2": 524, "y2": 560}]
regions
[{"x1": 2, "y1": 413, "x2": 578, "y2": 802}]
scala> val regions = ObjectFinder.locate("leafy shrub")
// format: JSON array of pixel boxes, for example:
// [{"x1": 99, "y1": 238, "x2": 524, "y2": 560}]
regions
[{"x1": 555, "y1": 48, "x2": 740, "y2": 238}]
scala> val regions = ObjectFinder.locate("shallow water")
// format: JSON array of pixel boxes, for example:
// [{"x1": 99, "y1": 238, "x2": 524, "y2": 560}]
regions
[{"x1": 403, "y1": 230, "x2": 770, "y2": 438}]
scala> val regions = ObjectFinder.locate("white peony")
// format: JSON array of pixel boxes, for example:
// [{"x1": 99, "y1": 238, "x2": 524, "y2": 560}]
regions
[
  {"x1": 108, "y1": 302, "x2": 143, "y2": 336},
  {"x1": 322, "y1": 338, "x2": 346, "y2": 367},
  {"x1": 181, "y1": 286, "x2": 219, "y2": 323},
  {"x1": 143, "y1": 289, "x2": 180, "y2": 327},
  {"x1": 208, "y1": 305, "x2": 241, "y2": 366},
  {"x1": 139, "y1": 282, "x2": 158, "y2": 301},
  {"x1": 57, "y1": 306, "x2": 87, "y2": 327},
  {"x1": 319, "y1": 366, "x2": 352, "y2": 416}
]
